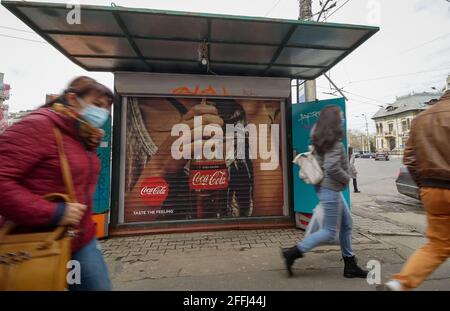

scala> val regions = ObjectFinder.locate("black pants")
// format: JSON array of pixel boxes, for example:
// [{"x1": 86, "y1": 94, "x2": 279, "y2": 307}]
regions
[{"x1": 352, "y1": 178, "x2": 359, "y2": 192}]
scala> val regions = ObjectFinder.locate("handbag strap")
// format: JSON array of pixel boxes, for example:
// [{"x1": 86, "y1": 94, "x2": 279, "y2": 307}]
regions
[
  {"x1": 38, "y1": 128, "x2": 79, "y2": 248},
  {"x1": 40, "y1": 127, "x2": 81, "y2": 246},
  {"x1": 53, "y1": 127, "x2": 77, "y2": 203}
]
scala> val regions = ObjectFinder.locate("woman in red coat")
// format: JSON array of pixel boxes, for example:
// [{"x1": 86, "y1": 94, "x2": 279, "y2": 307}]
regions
[{"x1": 0, "y1": 76, "x2": 113, "y2": 291}]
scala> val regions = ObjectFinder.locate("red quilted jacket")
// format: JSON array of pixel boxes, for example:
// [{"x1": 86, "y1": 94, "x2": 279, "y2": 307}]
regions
[{"x1": 0, "y1": 107, "x2": 99, "y2": 252}]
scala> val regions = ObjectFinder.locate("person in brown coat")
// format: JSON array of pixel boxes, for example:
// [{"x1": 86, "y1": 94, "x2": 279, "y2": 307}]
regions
[{"x1": 378, "y1": 90, "x2": 450, "y2": 291}]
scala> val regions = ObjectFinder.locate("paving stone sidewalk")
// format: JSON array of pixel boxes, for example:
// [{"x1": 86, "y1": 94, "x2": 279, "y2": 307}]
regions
[
  {"x1": 100, "y1": 227, "x2": 381, "y2": 264},
  {"x1": 100, "y1": 201, "x2": 423, "y2": 263}
]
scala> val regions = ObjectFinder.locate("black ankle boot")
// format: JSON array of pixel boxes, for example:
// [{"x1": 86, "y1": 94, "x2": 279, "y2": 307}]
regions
[
  {"x1": 281, "y1": 246, "x2": 303, "y2": 276},
  {"x1": 343, "y1": 256, "x2": 368, "y2": 278}
]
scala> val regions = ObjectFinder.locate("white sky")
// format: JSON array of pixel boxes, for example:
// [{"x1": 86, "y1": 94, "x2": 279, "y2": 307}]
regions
[{"x1": 0, "y1": 0, "x2": 449, "y2": 132}]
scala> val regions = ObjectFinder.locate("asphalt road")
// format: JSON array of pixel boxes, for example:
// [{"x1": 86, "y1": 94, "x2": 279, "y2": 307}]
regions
[
  {"x1": 355, "y1": 157, "x2": 403, "y2": 195},
  {"x1": 354, "y1": 157, "x2": 422, "y2": 210}
]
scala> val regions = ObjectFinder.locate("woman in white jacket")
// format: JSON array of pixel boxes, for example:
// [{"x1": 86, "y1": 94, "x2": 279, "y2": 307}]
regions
[{"x1": 348, "y1": 146, "x2": 360, "y2": 193}]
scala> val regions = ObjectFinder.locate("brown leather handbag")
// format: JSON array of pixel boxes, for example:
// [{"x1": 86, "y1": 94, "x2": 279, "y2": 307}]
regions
[{"x1": 0, "y1": 127, "x2": 77, "y2": 291}]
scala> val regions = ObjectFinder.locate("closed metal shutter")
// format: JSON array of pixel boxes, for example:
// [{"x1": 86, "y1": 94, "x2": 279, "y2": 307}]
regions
[{"x1": 122, "y1": 96, "x2": 285, "y2": 223}]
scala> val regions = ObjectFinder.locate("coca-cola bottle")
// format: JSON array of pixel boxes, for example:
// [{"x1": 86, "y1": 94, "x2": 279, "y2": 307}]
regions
[
  {"x1": 188, "y1": 159, "x2": 229, "y2": 219},
  {"x1": 187, "y1": 98, "x2": 232, "y2": 219}
]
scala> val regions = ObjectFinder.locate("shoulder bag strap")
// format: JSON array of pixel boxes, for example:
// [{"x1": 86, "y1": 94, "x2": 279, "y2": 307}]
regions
[
  {"x1": 40, "y1": 127, "x2": 79, "y2": 245},
  {"x1": 53, "y1": 127, "x2": 77, "y2": 203}
]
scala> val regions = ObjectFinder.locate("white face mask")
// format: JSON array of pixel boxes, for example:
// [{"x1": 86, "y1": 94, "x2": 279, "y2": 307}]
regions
[{"x1": 77, "y1": 97, "x2": 110, "y2": 128}]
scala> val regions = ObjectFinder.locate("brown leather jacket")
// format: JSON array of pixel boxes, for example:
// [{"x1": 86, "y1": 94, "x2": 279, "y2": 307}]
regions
[{"x1": 403, "y1": 90, "x2": 450, "y2": 189}]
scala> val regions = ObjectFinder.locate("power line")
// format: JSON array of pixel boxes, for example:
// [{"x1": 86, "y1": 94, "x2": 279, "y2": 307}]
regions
[
  {"x1": 319, "y1": 88, "x2": 382, "y2": 108},
  {"x1": 0, "y1": 25, "x2": 35, "y2": 34},
  {"x1": 347, "y1": 68, "x2": 450, "y2": 85},
  {"x1": 317, "y1": 86, "x2": 384, "y2": 104},
  {"x1": 316, "y1": 0, "x2": 334, "y2": 21},
  {"x1": 400, "y1": 33, "x2": 450, "y2": 55},
  {"x1": 324, "y1": 0, "x2": 351, "y2": 20},
  {"x1": 341, "y1": 90, "x2": 385, "y2": 105},
  {"x1": 346, "y1": 97, "x2": 384, "y2": 108},
  {"x1": 362, "y1": 34, "x2": 450, "y2": 69},
  {"x1": 317, "y1": 85, "x2": 385, "y2": 106},
  {"x1": 264, "y1": 0, "x2": 283, "y2": 17},
  {"x1": 0, "y1": 33, "x2": 47, "y2": 44},
  {"x1": 341, "y1": 94, "x2": 385, "y2": 108}
]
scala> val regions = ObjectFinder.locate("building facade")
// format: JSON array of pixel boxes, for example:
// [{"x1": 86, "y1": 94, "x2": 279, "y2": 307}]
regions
[
  {"x1": 0, "y1": 73, "x2": 11, "y2": 133},
  {"x1": 372, "y1": 92, "x2": 440, "y2": 155},
  {"x1": 7, "y1": 110, "x2": 33, "y2": 126}
]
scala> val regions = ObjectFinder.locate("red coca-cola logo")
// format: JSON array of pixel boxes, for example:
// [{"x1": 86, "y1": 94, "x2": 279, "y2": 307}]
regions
[
  {"x1": 189, "y1": 169, "x2": 229, "y2": 190},
  {"x1": 139, "y1": 177, "x2": 169, "y2": 206}
]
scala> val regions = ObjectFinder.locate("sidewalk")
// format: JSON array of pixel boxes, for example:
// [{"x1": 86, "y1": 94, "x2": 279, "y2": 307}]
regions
[
  {"x1": 100, "y1": 227, "x2": 389, "y2": 290},
  {"x1": 100, "y1": 193, "x2": 449, "y2": 291}
]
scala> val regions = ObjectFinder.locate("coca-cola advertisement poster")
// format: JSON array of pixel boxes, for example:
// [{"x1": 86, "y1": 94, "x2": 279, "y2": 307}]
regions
[{"x1": 124, "y1": 97, "x2": 284, "y2": 223}]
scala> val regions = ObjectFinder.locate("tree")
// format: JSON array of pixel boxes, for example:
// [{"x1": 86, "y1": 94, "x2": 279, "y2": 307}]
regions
[
  {"x1": 370, "y1": 136, "x2": 376, "y2": 152},
  {"x1": 348, "y1": 129, "x2": 376, "y2": 152},
  {"x1": 348, "y1": 129, "x2": 365, "y2": 151}
]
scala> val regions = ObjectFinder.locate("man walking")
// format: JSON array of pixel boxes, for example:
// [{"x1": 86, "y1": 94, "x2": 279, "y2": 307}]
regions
[{"x1": 378, "y1": 90, "x2": 450, "y2": 291}]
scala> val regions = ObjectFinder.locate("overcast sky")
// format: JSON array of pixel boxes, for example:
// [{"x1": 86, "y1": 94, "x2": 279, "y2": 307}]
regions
[{"x1": 0, "y1": 0, "x2": 449, "y2": 132}]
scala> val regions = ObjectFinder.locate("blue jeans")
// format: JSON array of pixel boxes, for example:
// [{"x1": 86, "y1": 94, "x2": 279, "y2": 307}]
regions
[
  {"x1": 69, "y1": 239, "x2": 112, "y2": 291},
  {"x1": 297, "y1": 187, "x2": 354, "y2": 257}
]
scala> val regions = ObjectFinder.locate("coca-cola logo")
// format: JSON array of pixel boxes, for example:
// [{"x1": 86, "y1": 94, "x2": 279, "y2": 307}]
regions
[
  {"x1": 189, "y1": 169, "x2": 229, "y2": 190},
  {"x1": 139, "y1": 177, "x2": 169, "y2": 206},
  {"x1": 140, "y1": 185, "x2": 167, "y2": 196}
]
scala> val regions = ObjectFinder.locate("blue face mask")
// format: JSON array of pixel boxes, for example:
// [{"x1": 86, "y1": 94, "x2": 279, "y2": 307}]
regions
[{"x1": 77, "y1": 97, "x2": 110, "y2": 128}]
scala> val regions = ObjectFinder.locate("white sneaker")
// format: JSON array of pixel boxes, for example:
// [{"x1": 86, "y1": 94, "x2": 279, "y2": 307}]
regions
[{"x1": 376, "y1": 280, "x2": 403, "y2": 291}]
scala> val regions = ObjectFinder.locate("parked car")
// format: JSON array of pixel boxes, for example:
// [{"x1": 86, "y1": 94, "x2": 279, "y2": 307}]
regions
[
  {"x1": 361, "y1": 152, "x2": 375, "y2": 159},
  {"x1": 395, "y1": 166, "x2": 419, "y2": 200},
  {"x1": 374, "y1": 152, "x2": 389, "y2": 161},
  {"x1": 354, "y1": 151, "x2": 363, "y2": 158}
]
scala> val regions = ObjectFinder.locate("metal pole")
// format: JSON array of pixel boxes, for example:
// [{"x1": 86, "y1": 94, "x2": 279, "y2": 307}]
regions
[
  {"x1": 361, "y1": 135, "x2": 364, "y2": 153},
  {"x1": 299, "y1": 0, "x2": 317, "y2": 102},
  {"x1": 363, "y1": 114, "x2": 370, "y2": 153},
  {"x1": 299, "y1": 0, "x2": 313, "y2": 20},
  {"x1": 396, "y1": 117, "x2": 401, "y2": 154}
]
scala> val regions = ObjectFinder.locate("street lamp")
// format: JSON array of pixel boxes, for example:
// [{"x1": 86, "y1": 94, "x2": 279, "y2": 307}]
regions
[
  {"x1": 362, "y1": 114, "x2": 371, "y2": 153},
  {"x1": 356, "y1": 114, "x2": 371, "y2": 153}
]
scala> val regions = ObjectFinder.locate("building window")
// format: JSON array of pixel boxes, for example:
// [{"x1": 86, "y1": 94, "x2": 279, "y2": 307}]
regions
[
  {"x1": 380, "y1": 123, "x2": 383, "y2": 133},
  {"x1": 388, "y1": 123, "x2": 393, "y2": 133},
  {"x1": 389, "y1": 139, "x2": 396, "y2": 151},
  {"x1": 402, "y1": 120, "x2": 407, "y2": 132},
  {"x1": 407, "y1": 118, "x2": 411, "y2": 130}
]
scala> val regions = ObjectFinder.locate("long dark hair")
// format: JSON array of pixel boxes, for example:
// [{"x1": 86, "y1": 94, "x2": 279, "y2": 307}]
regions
[
  {"x1": 312, "y1": 105, "x2": 344, "y2": 155},
  {"x1": 348, "y1": 146, "x2": 353, "y2": 161},
  {"x1": 43, "y1": 76, "x2": 113, "y2": 108}
]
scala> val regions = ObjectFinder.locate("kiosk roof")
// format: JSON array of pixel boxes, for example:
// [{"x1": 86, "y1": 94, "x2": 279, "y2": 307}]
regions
[{"x1": 2, "y1": 1, "x2": 379, "y2": 79}]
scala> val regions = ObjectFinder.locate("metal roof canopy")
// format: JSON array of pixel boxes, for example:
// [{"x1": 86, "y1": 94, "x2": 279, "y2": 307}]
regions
[{"x1": 2, "y1": 1, "x2": 379, "y2": 79}]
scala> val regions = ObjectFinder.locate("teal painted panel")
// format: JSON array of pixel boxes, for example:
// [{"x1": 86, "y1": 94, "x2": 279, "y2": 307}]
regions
[
  {"x1": 93, "y1": 117, "x2": 112, "y2": 214},
  {"x1": 292, "y1": 98, "x2": 350, "y2": 214}
]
